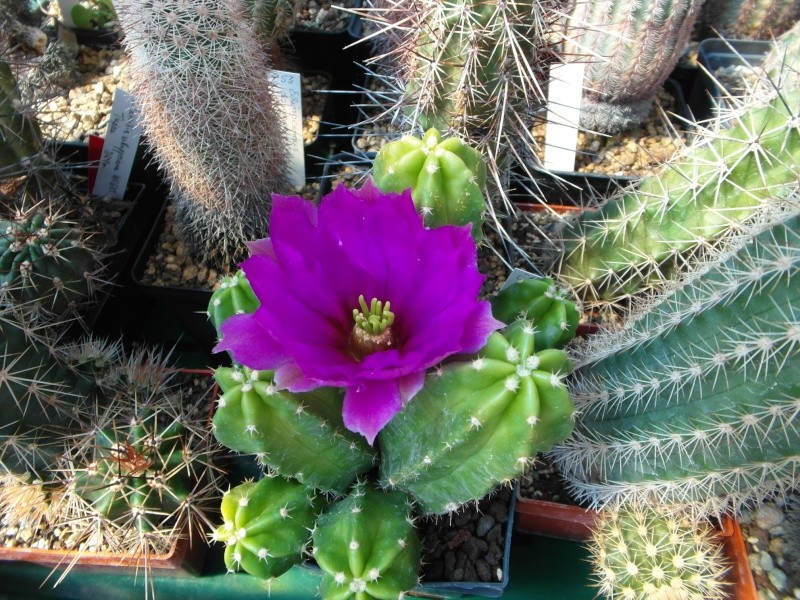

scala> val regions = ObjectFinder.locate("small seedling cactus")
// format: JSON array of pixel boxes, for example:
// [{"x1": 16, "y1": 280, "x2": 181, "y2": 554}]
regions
[
  {"x1": 312, "y1": 482, "x2": 421, "y2": 600},
  {"x1": 588, "y1": 502, "x2": 729, "y2": 600},
  {"x1": 214, "y1": 474, "x2": 322, "y2": 579},
  {"x1": 372, "y1": 128, "x2": 487, "y2": 241}
]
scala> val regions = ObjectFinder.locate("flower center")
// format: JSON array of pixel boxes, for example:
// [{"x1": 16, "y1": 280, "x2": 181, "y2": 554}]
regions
[{"x1": 348, "y1": 295, "x2": 396, "y2": 360}]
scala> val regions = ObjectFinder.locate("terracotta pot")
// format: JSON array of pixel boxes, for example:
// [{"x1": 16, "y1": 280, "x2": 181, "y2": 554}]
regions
[{"x1": 0, "y1": 369, "x2": 217, "y2": 577}]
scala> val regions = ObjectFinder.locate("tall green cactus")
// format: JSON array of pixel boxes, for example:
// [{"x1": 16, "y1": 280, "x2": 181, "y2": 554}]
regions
[
  {"x1": 561, "y1": 0, "x2": 703, "y2": 134},
  {"x1": 0, "y1": 58, "x2": 42, "y2": 178},
  {"x1": 551, "y1": 213, "x2": 800, "y2": 516},
  {"x1": 116, "y1": 0, "x2": 292, "y2": 268},
  {"x1": 380, "y1": 321, "x2": 574, "y2": 515},
  {"x1": 313, "y1": 482, "x2": 421, "y2": 600},
  {"x1": 372, "y1": 128, "x2": 487, "y2": 241},
  {"x1": 554, "y1": 85, "x2": 800, "y2": 311}
]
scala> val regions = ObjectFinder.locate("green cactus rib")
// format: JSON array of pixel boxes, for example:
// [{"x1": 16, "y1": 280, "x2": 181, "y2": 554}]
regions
[
  {"x1": 372, "y1": 128, "x2": 487, "y2": 241},
  {"x1": 1, "y1": 209, "x2": 100, "y2": 316},
  {"x1": 208, "y1": 270, "x2": 259, "y2": 342},
  {"x1": 563, "y1": 0, "x2": 703, "y2": 133},
  {"x1": 588, "y1": 503, "x2": 730, "y2": 600},
  {"x1": 379, "y1": 322, "x2": 574, "y2": 515},
  {"x1": 552, "y1": 215, "x2": 800, "y2": 515},
  {"x1": 556, "y1": 89, "x2": 800, "y2": 308},
  {"x1": 214, "y1": 475, "x2": 321, "y2": 580},
  {"x1": 313, "y1": 482, "x2": 421, "y2": 600},
  {"x1": 213, "y1": 366, "x2": 376, "y2": 494},
  {"x1": 490, "y1": 276, "x2": 579, "y2": 349}
]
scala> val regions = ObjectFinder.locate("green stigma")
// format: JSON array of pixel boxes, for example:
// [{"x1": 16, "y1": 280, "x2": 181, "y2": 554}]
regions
[{"x1": 353, "y1": 295, "x2": 395, "y2": 334}]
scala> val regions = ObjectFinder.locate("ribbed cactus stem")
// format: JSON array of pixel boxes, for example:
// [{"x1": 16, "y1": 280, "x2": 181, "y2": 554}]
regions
[
  {"x1": 698, "y1": 0, "x2": 800, "y2": 39},
  {"x1": 551, "y1": 214, "x2": 800, "y2": 516},
  {"x1": 562, "y1": 0, "x2": 703, "y2": 134},
  {"x1": 116, "y1": 0, "x2": 292, "y2": 268},
  {"x1": 0, "y1": 58, "x2": 43, "y2": 177},
  {"x1": 555, "y1": 87, "x2": 800, "y2": 310},
  {"x1": 380, "y1": 321, "x2": 574, "y2": 515}
]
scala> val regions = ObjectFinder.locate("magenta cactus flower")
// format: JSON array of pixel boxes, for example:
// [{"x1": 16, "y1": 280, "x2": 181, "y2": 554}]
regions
[{"x1": 215, "y1": 180, "x2": 501, "y2": 444}]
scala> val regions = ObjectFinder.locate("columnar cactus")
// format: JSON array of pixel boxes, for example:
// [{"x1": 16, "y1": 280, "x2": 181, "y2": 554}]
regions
[
  {"x1": 0, "y1": 58, "x2": 42, "y2": 178},
  {"x1": 588, "y1": 503, "x2": 730, "y2": 600},
  {"x1": 213, "y1": 475, "x2": 321, "y2": 579},
  {"x1": 551, "y1": 213, "x2": 800, "y2": 516},
  {"x1": 212, "y1": 366, "x2": 377, "y2": 494},
  {"x1": 372, "y1": 128, "x2": 487, "y2": 241},
  {"x1": 697, "y1": 0, "x2": 800, "y2": 39},
  {"x1": 116, "y1": 0, "x2": 292, "y2": 268},
  {"x1": 380, "y1": 321, "x2": 575, "y2": 515},
  {"x1": 554, "y1": 85, "x2": 800, "y2": 311},
  {"x1": 244, "y1": 0, "x2": 300, "y2": 46},
  {"x1": 313, "y1": 482, "x2": 421, "y2": 600},
  {"x1": 561, "y1": 0, "x2": 703, "y2": 134}
]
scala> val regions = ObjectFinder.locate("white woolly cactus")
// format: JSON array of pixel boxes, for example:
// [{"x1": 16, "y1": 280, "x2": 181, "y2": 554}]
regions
[
  {"x1": 116, "y1": 0, "x2": 292, "y2": 268},
  {"x1": 588, "y1": 502, "x2": 729, "y2": 600}
]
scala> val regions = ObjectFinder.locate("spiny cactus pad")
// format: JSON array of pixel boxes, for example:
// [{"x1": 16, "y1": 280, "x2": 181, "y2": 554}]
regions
[
  {"x1": 313, "y1": 482, "x2": 421, "y2": 600},
  {"x1": 214, "y1": 475, "x2": 321, "y2": 580},
  {"x1": 213, "y1": 366, "x2": 376, "y2": 494},
  {"x1": 379, "y1": 322, "x2": 574, "y2": 515},
  {"x1": 372, "y1": 128, "x2": 487, "y2": 240},
  {"x1": 589, "y1": 503, "x2": 730, "y2": 600},
  {"x1": 490, "y1": 276, "x2": 579, "y2": 349}
]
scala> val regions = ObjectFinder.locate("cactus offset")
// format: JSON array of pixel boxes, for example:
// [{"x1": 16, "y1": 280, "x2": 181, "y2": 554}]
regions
[
  {"x1": 380, "y1": 321, "x2": 574, "y2": 515},
  {"x1": 551, "y1": 214, "x2": 800, "y2": 516},
  {"x1": 208, "y1": 270, "x2": 259, "y2": 344},
  {"x1": 562, "y1": 0, "x2": 703, "y2": 134},
  {"x1": 313, "y1": 481, "x2": 421, "y2": 600},
  {"x1": 490, "y1": 276, "x2": 579, "y2": 349},
  {"x1": 213, "y1": 366, "x2": 376, "y2": 494},
  {"x1": 554, "y1": 85, "x2": 800, "y2": 311},
  {"x1": 588, "y1": 503, "x2": 729, "y2": 600},
  {"x1": 372, "y1": 128, "x2": 487, "y2": 241},
  {"x1": 116, "y1": 0, "x2": 292, "y2": 268},
  {"x1": 214, "y1": 475, "x2": 321, "y2": 579}
]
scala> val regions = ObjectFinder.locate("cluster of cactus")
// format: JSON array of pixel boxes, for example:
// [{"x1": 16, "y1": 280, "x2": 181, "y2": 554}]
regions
[
  {"x1": 588, "y1": 502, "x2": 730, "y2": 600},
  {"x1": 550, "y1": 212, "x2": 800, "y2": 516},
  {"x1": 697, "y1": 0, "x2": 800, "y2": 39},
  {"x1": 371, "y1": 128, "x2": 488, "y2": 241},
  {"x1": 560, "y1": 0, "x2": 703, "y2": 134},
  {"x1": 553, "y1": 69, "x2": 800, "y2": 311},
  {"x1": 116, "y1": 0, "x2": 293, "y2": 269},
  {"x1": 210, "y1": 273, "x2": 578, "y2": 596}
]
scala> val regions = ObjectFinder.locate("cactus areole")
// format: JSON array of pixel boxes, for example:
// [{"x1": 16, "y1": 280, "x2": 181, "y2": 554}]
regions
[{"x1": 214, "y1": 180, "x2": 502, "y2": 443}]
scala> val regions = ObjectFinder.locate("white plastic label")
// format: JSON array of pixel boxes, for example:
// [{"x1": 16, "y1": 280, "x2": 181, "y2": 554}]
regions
[
  {"x1": 92, "y1": 88, "x2": 142, "y2": 199},
  {"x1": 268, "y1": 70, "x2": 305, "y2": 189},
  {"x1": 543, "y1": 62, "x2": 586, "y2": 172}
]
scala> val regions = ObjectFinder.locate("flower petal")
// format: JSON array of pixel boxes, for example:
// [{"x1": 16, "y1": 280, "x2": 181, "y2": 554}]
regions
[
  {"x1": 343, "y1": 378, "x2": 405, "y2": 445},
  {"x1": 214, "y1": 312, "x2": 290, "y2": 370}
]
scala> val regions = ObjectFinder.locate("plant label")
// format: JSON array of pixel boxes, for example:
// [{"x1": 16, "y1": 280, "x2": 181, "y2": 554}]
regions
[
  {"x1": 543, "y1": 62, "x2": 585, "y2": 172},
  {"x1": 269, "y1": 70, "x2": 305, "y2": 189},
  {"x1": 92, "y1": 88, "x2": 142, "y2": 199}
]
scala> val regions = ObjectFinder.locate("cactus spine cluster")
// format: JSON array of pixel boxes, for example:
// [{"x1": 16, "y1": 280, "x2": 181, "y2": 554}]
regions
[
  {"x1": 214, "y1": 475, "x2": 321, "y2": 579},
  {"x1": 588, "y1": 503, "x2": 729, "y2": 600},
  {"x1": 116, "y1": 0, "x2": 292, "y2": 268},
  {"x1": 312, "y1": 482, "x2": 421, "y2": 600},
  {"x1": 561, "y1": 0, "x2": 703, "y2": 134},
  {"x1": 554, "y1": 83, "x2": 800, "y2": 311},
  {"x1": 551, "y1": 213, "x2": 800, "y2": 516},
  {"x1": 372, "y1": 128, "x2": 487, "y2": 241}
]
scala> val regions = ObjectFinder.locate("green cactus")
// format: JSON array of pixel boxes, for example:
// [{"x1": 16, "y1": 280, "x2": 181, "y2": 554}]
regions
[
  {"x1": 208, "y1": 270, "x2": 259, "y2": 343},
  {"x1": 116, "y1": 0, "x2": 292, "y2": 269},
  {"x1": 213, "y1": 366, "x2": 377, "y2": 494},
  {"x1": 1, "y1": 206, "x2": 102, "y2": 317},
  {"x1": 0, "y1": 58, "x2": 42, "y2": 179},
  {"x1": 588, "y1": 502, "x2": 730, "y2": 600},
  {"x1": 698, "y1": 0, "x2": 800, "y2": 39},
  {"x1": 313, "y1": 482, "x2": 421, "y2": 600},
  {"x1": 372, "y1": 128, "x2": 487, "y2": 241},
  {"x1": 554, "y1": 86, "x2": 800, "y2": 311},
  {"x1": 379, "y1": 321, "x2": 574, "y2": 515},
  {"x1": 214, "y1": 475, "x2": 321, "y2": 580},
  {"x1": 244, "y1": 0, "x2": 299, "y2": 46},
  {"x1": 561, "y1": 0, "x2": 704, "y2": 134},
  {"x1": 490, "y1": 276, "x2": 579, "y2": 349},
  {"x1": 551, "y1": 214, "x2": 800, "y2": 516}
]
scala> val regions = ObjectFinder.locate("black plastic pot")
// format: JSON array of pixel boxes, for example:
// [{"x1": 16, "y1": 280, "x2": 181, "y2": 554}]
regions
[{"x1": 57, "y1": 21, "x2": 121, "y2": 48}]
